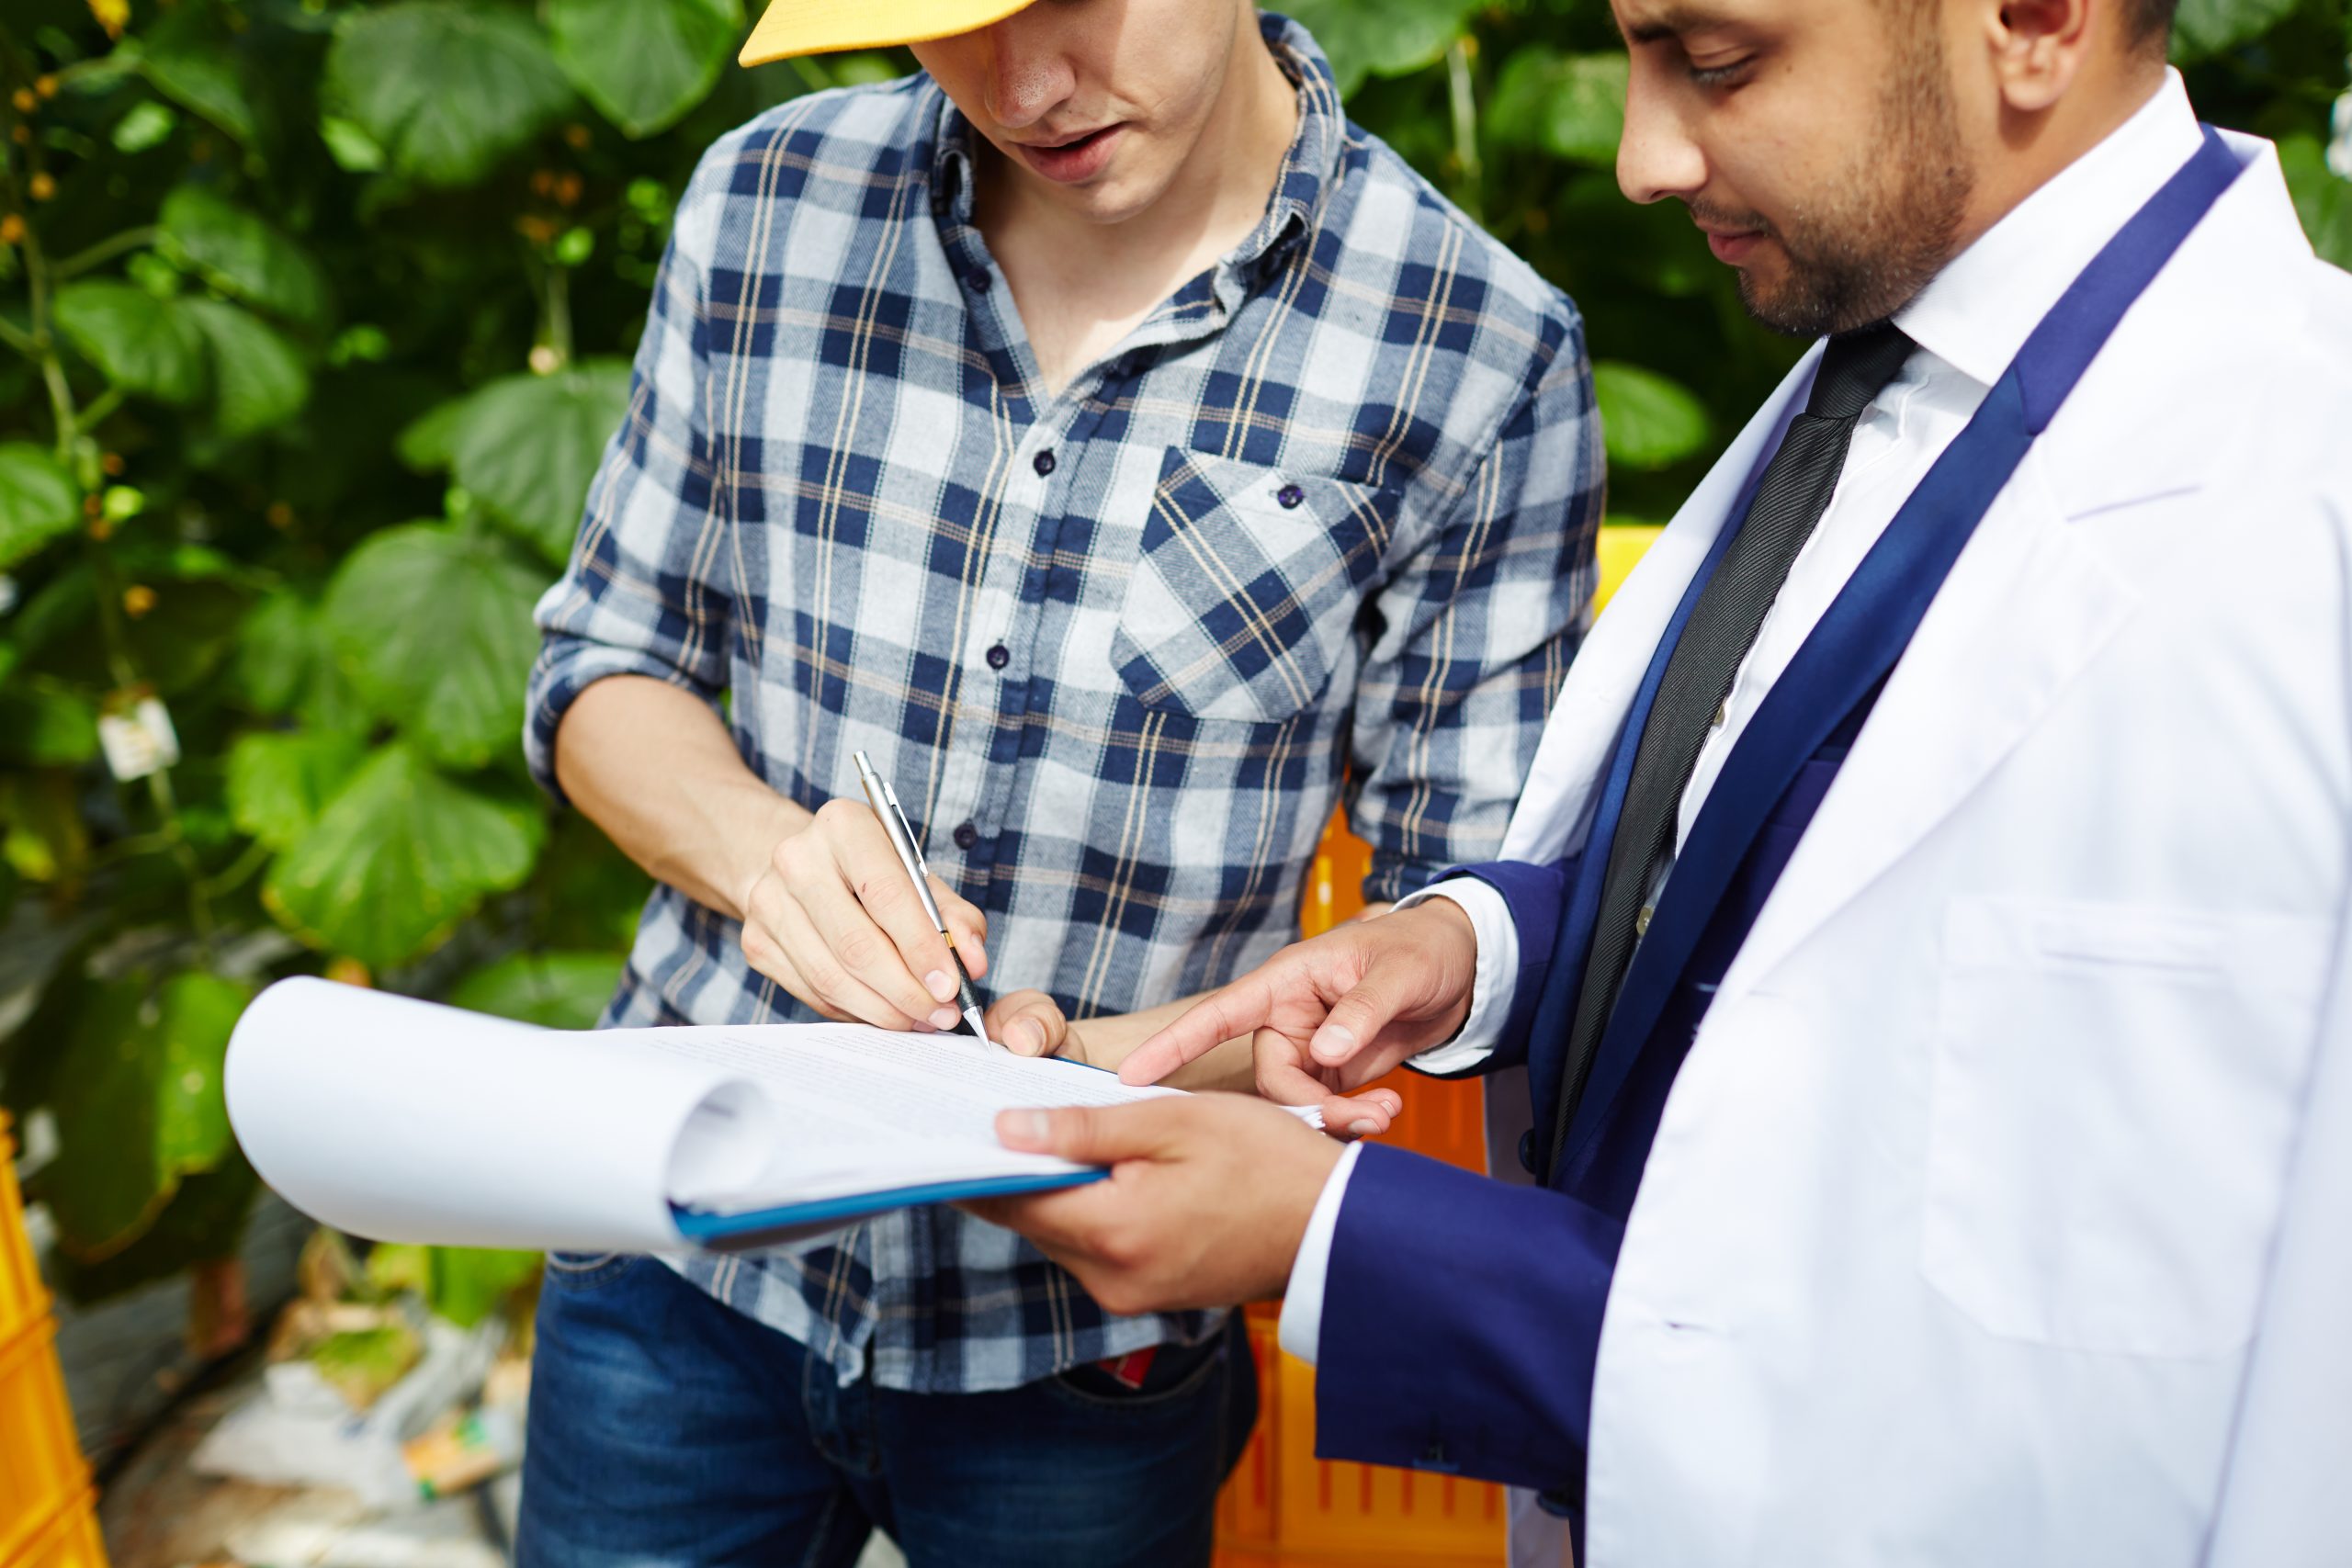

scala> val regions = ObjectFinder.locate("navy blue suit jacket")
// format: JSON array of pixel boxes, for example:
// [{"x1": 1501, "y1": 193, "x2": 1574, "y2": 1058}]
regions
[{"x1": 1314, "y1": 700, "x2": 1873, "y2": 1497}]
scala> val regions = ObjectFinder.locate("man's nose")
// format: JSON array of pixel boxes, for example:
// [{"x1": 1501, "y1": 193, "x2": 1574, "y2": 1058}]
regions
[
  {"x1": 1616, "y1": 70, "x2": 1706, "y2": 205},
  {"x1": 979, "y1": 15, "x2": 1078, "y2": 130}
]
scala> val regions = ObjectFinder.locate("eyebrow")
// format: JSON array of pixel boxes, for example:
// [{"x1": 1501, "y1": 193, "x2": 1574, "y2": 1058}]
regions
[{"x1": 1620, "y1": 5, "x2": 1735, "y2": 43}]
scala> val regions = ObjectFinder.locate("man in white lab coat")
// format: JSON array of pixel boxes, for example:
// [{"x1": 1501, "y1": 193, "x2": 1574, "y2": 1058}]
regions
[{"x1": 962, "y1": 0, "x2": 2352, "y2": 1556}]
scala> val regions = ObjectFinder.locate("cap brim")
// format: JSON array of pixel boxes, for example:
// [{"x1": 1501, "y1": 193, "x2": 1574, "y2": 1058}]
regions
[{"x1": 740, "y1": 0, "x2": 1038, "y2": 65}]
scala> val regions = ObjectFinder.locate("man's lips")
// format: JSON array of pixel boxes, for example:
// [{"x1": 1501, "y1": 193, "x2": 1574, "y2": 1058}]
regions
[
  {"x1": 1012, "y1": 124, "x2": 1124, "y2": 185},
  {"x1": 1700, "y1": 225, "x2": 1766, "y2": 265}
]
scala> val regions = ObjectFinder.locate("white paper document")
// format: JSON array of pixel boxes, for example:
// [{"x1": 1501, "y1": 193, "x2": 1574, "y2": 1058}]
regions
[{"x1": 225, "y1": 976, "x2": 1188, "y2": 1255}]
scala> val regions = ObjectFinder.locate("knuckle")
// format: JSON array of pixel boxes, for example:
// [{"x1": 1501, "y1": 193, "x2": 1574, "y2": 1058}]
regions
[{"x1": 832, "y1": 931, "x2": 886, "y2": 976}]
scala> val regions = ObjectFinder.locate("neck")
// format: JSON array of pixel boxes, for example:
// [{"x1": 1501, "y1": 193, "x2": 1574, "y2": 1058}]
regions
[
  {"x1": 976, "y1": 10, "x2": 1298, "y2": 276},
  {"x1": 1946, "y1": 56, "x2": 2170, "y2": 259}
]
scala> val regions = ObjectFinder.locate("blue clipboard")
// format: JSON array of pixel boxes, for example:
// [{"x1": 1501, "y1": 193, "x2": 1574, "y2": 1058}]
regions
[{"x1": 672, "y1": 1167, "x2": 1110, "y2": 1250}]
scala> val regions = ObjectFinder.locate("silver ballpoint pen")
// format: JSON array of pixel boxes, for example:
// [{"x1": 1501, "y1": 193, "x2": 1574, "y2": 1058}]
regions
[{"x1": 851, "y1": 750, "x2": 993, "y2": 1048}]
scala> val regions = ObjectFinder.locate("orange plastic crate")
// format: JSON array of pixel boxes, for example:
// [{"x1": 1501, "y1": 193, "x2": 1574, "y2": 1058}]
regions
[
  {"x1": 0, "y1": 1122, "x2": 46, "y2": 1350},
  {"x1": 0, "y1": 1318, "x2": 89, "y2": 1565},
  {"x1": 5, "y1": 1495, "x2": 105, "y2": 1568},
  {"x1": 1214, "y1": 525, "x2": 1661, "y2": 1563}
]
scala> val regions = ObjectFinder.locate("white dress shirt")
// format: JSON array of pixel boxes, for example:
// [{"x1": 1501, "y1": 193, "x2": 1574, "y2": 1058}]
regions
[{"x1": 1279, "y1": 73, "x2": 2210, "y2": 1364}]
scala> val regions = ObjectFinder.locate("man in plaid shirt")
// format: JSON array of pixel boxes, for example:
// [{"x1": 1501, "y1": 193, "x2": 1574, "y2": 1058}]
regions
[{"x1": 515, "y1": 1, "x2": 1600, "y2": 1562}]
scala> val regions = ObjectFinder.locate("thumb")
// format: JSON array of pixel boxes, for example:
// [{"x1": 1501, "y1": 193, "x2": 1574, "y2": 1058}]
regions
[
  {"x1": 994, "y1": 1100, "x2": 1175, "y2": 1164},
  {"x1": 1307, "y1": 978, "x2": 1407, "y2": 1068}
]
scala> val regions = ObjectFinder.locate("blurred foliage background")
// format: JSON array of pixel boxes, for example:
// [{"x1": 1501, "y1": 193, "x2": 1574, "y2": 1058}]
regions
[{"x1": 0, "y1": 0, "x2": 2344, "y2": 1309}]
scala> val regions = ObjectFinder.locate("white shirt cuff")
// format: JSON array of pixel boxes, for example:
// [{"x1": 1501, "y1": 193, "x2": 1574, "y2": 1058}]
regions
[
  {"x1": 1277, "y1": 1140, "x2": 1364, "y2": 1366},
  {"x1": 1395, "y1": 877, "x2": 1521, "y2": 1076}
]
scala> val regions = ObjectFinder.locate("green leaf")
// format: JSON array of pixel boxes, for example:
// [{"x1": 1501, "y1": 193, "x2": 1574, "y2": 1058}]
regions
[
  {"x1": 228, "y1": 728, "x2": 368, "y2": 851},
  {"x1": 394, "y1": 392, "x2": 469, "y2": 471},
  {"x1": 326, "y1": 3, "x2": 576, "y2": 186},
  {"x1": 1593, "y1": 361, "x2": 1714, "y2": 470},
  {"x1": 445, "y1": 362, "x2": 632, "y2": 563},
  {"x1": 535, "y1": 813, "x2": 655, "y2": 950},
  {"x1": 50, "y1": 1156, "x2": 259, "y2": 1307},
  {"x1": 448, "y1": 951, "x2": 623, "y2": 1028},
  {"x1": 1281, "y1": 0, "x2": 1484, "y2": 95},
  {"x1": 184, "y1": 298, "x2": 312, "y2": 438},
  {"x1": 422, "y1": 1246, "x2": 542, "y2": 1327},
  {"x1": 159, "y1": 186, "x2": 333, "y2": 327},
  {"x1": 2278, "y1": 134, "x2": 2352, "y2": 272},
  {"x1": 0, "y1": 688, "x2": 99, "y2": 766},
  {"x1": 112, "y1": 100, "x2": 180, "y2": 154},
  {"x1": 40, "y1": 973, "x2": 254, "y2": 1260},
  {"x1": 548, "y1": 0, "x2": 742, "y2": 139},
  {"x1": 264, "y1": 743, "x2": 548, "y2": 969},
  {"x1": 53, "y1": 282, "x2": 208, "y2": 405},
  {"x1": 1488, "y1": 50, "x2": 1628, "y2": 165},
  {"x1": 141, "y1": 41, "x2": 258, "y2": 144},
  {"x1": 320, "y1": 116, "x2": 388, "y2": 174},
  {"x1": 0, "y1": 444, "x2": 83, "y2": 572},
  {"x1": 238, "y1": 592, "x2": 370, "y2": 732},
  {"x1": 323, "y1": 524, "x2": 548, "y2": 768},
  {"x1": 2170, "y1": 0, "x2": 2299, "y2": 59}
]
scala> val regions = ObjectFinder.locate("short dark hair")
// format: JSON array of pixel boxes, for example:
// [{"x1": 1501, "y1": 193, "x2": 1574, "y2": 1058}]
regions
[{"x1": 2127, "y1": 0, "x2": 2178, "y2": 51}]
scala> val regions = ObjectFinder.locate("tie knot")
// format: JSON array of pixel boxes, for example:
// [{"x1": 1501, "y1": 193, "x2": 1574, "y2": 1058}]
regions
[{"x1": 1805, "y1": 321, "x2": 1916, "y2": 421}]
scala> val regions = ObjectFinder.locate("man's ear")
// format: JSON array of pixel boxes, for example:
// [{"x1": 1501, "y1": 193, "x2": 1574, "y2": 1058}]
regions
[{"x1": 1984, "y1": 0, "x2": 2098, "y2": 113}]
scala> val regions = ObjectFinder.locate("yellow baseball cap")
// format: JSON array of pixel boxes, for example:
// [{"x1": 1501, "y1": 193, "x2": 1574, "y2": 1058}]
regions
[{"x1": 740, "y1": 0, "x2": 1038, "y2": 65}]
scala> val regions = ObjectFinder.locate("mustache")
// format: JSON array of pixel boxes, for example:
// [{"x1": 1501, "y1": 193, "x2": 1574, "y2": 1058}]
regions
[{"x1": 1684, "y1": 197, "x2": 1776, "y2": 237}]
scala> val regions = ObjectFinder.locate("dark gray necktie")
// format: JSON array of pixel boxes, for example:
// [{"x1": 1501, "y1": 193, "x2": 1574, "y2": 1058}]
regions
[{"x1": 1548, "y1": 321, "x2": 1917, "y2": 1175}]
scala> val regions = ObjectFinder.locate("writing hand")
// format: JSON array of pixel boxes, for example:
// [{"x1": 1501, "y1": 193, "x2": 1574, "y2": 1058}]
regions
[{"x1": 739, "y1": 799, "x2": 989, "y2": 1033}]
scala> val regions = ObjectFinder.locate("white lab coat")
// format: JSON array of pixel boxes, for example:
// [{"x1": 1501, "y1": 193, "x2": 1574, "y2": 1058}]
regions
[{"x1": 1489, "y1": 130, "x2": 2352, "y2": 1567}]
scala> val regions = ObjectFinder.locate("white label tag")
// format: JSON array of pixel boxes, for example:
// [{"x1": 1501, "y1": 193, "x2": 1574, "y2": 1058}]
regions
[{"x1": 97, "y1": 694, "x2": 181, "y2": 781}]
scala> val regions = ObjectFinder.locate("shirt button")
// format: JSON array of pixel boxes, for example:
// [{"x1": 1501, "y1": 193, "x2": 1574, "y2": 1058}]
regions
[
  {"x1": 1276, "y1": 483, "x2": 1305, "y2": 510},
  {"x1": 1033, "y1": 449, "x2": 1057, "y2": 477},
  {"x1": 967, "y1": 270, "x2": 992, "y2": 293},
  {"x1": 953, "y1": 821, "x2": 980, "y2": 852},
  {"x1": 985, "y1": 643, "x2": 1011, "y2": 670}
]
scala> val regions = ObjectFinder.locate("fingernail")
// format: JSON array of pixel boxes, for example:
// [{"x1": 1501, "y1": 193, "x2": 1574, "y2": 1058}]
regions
[
  {"x1": 1311, "y1": 1025, "x2": 1356, "y2": 1063},
  {"x1": 926, "y1": 969, "x2": 956, "y2": 1002},
  {"x1": 1347, "y1": 1120, "x2": 1379, "y2": 1138},
  {"x1": 931, "y1": 1006, "x2": 960, "y2": 1031},
  {"x1": 1012, "y1": 1021, "x2": 1042, "y2": 1055},
  {"x1": 999, "y1": 1109, "x2": 1051, "y2": 1148}
]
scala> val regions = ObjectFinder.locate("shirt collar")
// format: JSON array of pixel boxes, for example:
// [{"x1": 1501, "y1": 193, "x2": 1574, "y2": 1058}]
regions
[
  {"x1": 1894, "y1": 69, "x2": 2204, "y2": 388},
  {"x1": 927, "y1": 11, "x2": 1346, "y2": 277}
]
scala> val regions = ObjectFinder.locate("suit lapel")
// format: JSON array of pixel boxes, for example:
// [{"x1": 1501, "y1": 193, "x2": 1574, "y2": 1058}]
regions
[
  {"x1": 1720, "y1": 431, "x2": 2143, "y2": 997},
  {"x1": 1499, "y1": 356, "x2": 1819, "y2": 867}
]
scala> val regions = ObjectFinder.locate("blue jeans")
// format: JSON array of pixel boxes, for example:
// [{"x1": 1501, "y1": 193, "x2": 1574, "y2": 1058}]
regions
[{"x1": 516, "y1": 1253, "x2": 1257, "y2": 1567}]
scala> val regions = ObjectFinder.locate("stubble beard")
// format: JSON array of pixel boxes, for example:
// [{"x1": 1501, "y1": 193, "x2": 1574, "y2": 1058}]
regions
[{"x1": 1733, "y1": 11, "x2": 1975, "y2": 336}]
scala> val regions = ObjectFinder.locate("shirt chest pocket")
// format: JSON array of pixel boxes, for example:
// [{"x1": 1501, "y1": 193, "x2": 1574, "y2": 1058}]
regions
[
  {"x1": 1919, "y1": 896, "x2": 2332, "y2": 1359},
  {"x1": 1110, "y1": 447, "x2": 1398, "y2": 725}
]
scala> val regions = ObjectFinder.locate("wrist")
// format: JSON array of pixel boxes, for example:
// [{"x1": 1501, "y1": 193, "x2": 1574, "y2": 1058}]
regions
[{"x1": 734, "y1": 794, "x2": 812, "y2": 919}]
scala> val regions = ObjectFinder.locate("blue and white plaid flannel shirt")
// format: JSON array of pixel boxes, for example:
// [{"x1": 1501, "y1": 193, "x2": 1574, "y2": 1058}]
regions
[{"x1": 525, "y1": 15, "x2": 1601, "y2": 1393}]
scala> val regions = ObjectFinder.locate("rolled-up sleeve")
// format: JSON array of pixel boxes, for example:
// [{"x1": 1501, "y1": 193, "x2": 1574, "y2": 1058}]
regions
[
  {"x1": 524, "y1": 168, "x2": 732, "y2": 806},
  {"x1": 1347, "y1": 310, "x2": 1602, "y2": 903}
]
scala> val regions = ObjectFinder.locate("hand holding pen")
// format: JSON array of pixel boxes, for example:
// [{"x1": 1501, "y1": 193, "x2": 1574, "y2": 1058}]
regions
[
  {"x1": 854, "y1": 750, "x2": 993, "y2": 1048},
  {"x1": 735, "y1": 755, "x2": 994, "y2": 1041}
]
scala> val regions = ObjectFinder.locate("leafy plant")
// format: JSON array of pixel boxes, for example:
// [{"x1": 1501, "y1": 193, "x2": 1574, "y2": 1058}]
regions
[{"x1": 0, "y1": 0, "x2": 2343, "y2": 1310}]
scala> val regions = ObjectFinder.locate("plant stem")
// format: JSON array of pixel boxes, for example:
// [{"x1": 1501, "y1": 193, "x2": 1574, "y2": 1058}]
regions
[
  {"x1": 1446, "y1": 38, "x2": 1485, "y2": 227},
  {"x1": 545, "y1": 258, "x2": 572, "y2": 370},
  {"x1": 53, "y1": 225, "x2": 157, "y2": 280},
  {"x1": 4, "y1": 132, "x2": 224, "y2": 951}
]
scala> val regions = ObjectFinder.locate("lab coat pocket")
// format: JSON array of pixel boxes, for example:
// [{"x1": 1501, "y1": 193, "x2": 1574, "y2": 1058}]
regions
[
  {"x1": 1920, "y1": 896, "x2": 2330, "y2": 1358},
  {"x1": 1109, "y1": 447, "x2": 1396, "y2": 724}
]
